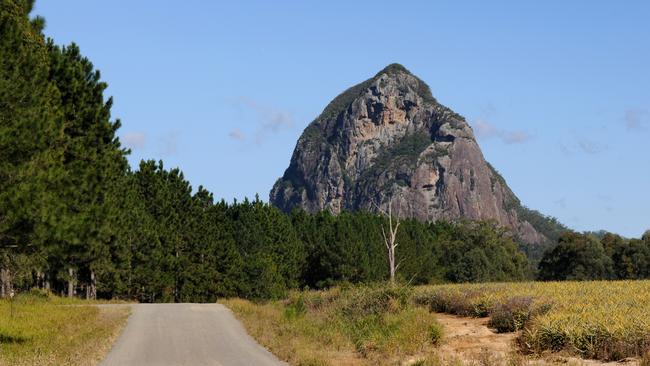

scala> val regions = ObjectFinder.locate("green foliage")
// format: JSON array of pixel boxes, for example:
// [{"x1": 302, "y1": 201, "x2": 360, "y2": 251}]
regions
[
  {"x1": 225, "y1": 285, "x2": 442, "y2": 365},
  {"x1": 433, "y1": 220, "x2": 529, "y2": 283},
  {"x1": 515, "y1": 205, "x2": 568, "y2": 244},
  {"x1": 8, "y1": 2, "x2": 642, "y2": 305},
  {"x1": 486, "y1": 163, "x2": 567, "y2": 248},
  {"x1": 0, "y1": 0, "x2": 65, "y2": 280},
  {"x1": 294, "y1": 211, "x2": 529, "y2": 290},
  {"x1": 316, "y1": 77, "x2": 375, "y2": 122},
  {"x1": 537, "y1": 230, "x2": 650, "y2": 282},
  {"x1": 538, "y1": 232, "x2": 613, "y2": 280}
]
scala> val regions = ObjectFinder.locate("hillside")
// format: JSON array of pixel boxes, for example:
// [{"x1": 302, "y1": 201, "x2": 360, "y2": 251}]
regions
[{"x1": 271, "y1": 64, "x2": 565, "y2": 245}]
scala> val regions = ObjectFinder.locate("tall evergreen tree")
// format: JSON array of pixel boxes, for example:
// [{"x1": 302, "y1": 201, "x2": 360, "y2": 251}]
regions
[
  {"x1": 45, "y1": 42, "x2": 129, "y2": 298},
  {"x1": 0, "y1": 0, "x2": 65, "y2": 296}
]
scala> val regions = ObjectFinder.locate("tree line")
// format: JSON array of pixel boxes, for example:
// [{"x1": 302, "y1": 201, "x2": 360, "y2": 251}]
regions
[
  {"x1": 0, "y1": 0, "x2": 533, "y2": 301},
  {"x1": 2, "y1": 1, "x2": 648, "y2": 302},
  {"x1": 538, "y1": 231, "x2": 650, "y2": 281}
]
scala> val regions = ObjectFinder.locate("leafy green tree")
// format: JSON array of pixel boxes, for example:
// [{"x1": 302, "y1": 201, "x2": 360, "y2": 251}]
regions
[
  {"x1": 600, "y1": 232, "x2": 625, "y2": 258},
  {"x1": 611, "y1": 238, "x2": 650, "y2": 279},
  {"x1": 538, "y1": 232, "x2": 613, "y2": 281},
  {"x1": 435, "y1": 221, "x2": 528, "y2": 282}
]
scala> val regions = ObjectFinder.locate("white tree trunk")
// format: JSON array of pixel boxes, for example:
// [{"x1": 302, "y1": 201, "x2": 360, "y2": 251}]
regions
[
  {"x1": 44, "y1": 272, "x2": 51, "y2": 291},
  {"x1": 89, "y1": 269, "x2": 96, "y2": 300},
  {"x1": 36, "y1": 270, "x2": 44, "y2": 289},
  {"x1": 380, "y1": 198, "x2": 401, "y2": 285},
  {"x1": 0, "y1": 268, "x2": 9, "y2": 298},
  {"x1": 67, "y1": 267, "x2": 76, "y2": 298}
]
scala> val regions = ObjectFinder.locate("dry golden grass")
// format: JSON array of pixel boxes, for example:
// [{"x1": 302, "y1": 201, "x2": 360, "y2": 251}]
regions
[
  {"x1": 0, "y1": 291, "x2": 130, "y2": 366},
  {"x1": 225, "y1": 282, "x2": 648, "y2": 366},
  {"x1": 223, "y1": 285, "x2": 443, "y2": 366}
]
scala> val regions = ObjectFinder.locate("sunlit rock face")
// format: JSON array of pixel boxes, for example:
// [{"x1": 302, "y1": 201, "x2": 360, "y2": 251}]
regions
[{"x1": 270, "y1": 64, "x2": 547, "y2": 245}]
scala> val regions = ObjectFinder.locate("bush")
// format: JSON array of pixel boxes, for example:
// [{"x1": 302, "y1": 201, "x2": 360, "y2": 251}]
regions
[
  {"x1": 226, "y1": 284, "x2": 444, "y2": 364},
  {"x1": 488, "y1": 296, "x2": 553, "y2": 333},
  {"x1": 337, "y1": 284, "x2": 412, "y2": 319},
  {"x1": 488, "y1": 296, "x2": 533, "y2": 332},
  {"x1": 283, "y1": 294, "x2": 306, "y2": 319},
  {"x1": 15, "y1": 288, "x2": 53, "y2": 304},
  {"x1": 424, "y1": 289, "x2": 496, "y2": 317}
]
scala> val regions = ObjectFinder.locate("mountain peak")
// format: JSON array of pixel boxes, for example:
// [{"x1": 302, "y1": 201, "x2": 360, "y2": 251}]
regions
[
  {"x1": 374, "y1": 63, "x2": 412, "y2": 77},
  {"x1": 316, "y1": 64, "x2": 435, "y2": 122},
  {"x1": 271, "y1": 66, "x2": 561, "y2": 246}
]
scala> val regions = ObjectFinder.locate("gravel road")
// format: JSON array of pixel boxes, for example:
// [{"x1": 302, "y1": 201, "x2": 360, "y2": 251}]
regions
[{"x1": 100, "y1": 303, "x2": 286, "y2": 366}]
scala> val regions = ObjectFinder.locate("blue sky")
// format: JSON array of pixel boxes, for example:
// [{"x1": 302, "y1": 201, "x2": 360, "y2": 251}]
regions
[{"x1": 34, "y1": 1, "x2": 649, "y2": 238}]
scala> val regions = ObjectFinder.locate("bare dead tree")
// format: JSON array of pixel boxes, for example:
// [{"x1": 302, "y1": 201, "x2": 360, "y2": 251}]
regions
[{"x1": 374, "y1": 196, "x2": 402, "y2": 285}]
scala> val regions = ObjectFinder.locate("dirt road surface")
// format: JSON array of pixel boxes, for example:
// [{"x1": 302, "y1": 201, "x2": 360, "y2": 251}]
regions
[{"x1": 100, "y1": 303, "x2": 286, "y2": 366}]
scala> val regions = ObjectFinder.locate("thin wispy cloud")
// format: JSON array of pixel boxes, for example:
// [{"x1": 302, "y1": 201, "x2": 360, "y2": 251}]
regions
[
  {"x1": 559, "y1": 138, "x2": 608, "y2": 156},
  {"x1": 624, "y1": 109, "x2": 647, "y2": 131},
  {"x1": 473, "y1": 119, "x2": 532, "y2": 145},
  {"x1": 229, "y1": 96, "x2": 294, "y2": 145},
  {"x1": 228, "y1": 128, "x2": 246, "y2": 141},
  {"x1": 122, "y1": 132, "x2": 147, "y2": 150},
  {"x1": 577, "y1": 139, "x2": 608, "y2": 154},
  {"x1": 158, "y1": 131, "x2": 180, "y2": 156}
]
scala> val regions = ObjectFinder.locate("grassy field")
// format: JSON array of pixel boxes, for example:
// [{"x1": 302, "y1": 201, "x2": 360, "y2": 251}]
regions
[
  {"x1": 0, "y1": 290, "x2": 130, "y2": 366},
  {"x1": 223, "y1": 285, "x2": 446, "y2": 366},
  {"x1": 225, "y1": 282, "x2": 650, "y2": 366},
  {"x1": 415, "y1": 281, "x2": 650, "y2": 362}
]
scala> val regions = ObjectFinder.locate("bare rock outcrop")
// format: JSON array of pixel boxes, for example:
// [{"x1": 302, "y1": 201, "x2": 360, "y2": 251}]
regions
[{"x1": 271, "y1": 64, "x2": 551, "y2": 245}]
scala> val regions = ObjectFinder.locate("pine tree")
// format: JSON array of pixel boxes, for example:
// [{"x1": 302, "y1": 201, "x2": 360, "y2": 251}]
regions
[
  {"x1": 45, "y1": 42, "x2": 129, "y2": 298},
  {"x1": 0, "y1": 0, "x2": 65, "y2": 296}
]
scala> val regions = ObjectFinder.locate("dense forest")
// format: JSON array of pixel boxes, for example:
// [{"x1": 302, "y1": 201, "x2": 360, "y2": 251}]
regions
[{"x1": 1, "y1": 1, "x2": 648, "y2": 302}]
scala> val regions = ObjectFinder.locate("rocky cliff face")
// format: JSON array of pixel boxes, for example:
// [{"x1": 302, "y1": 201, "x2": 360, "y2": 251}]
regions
[{"x1": 270, "y1": 64, "x2": 548, "y2": 245}]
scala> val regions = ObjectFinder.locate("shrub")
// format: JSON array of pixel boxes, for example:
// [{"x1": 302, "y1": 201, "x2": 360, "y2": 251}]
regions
[
  {"x1": 15, "y1": 288, "x2": 53, "y2": 304},
  {"x1": 337, "y1": 284, "x2": 412, "y2": 319},
  {"x1": 428, "y1": 323, "x2": 443, "y2": 345},
  {"x1": 424, "y1": 289, "x2": 496, "y2": 317},
  {"x1": 489, "y1": 296, "x2": 553, "y2": 333},
  {"x1": 488, "y1": 296, "x2": 534, "y2": 332},
  {"x1": 283, "y1": 294, "x2": 306, "y2": 319}
]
